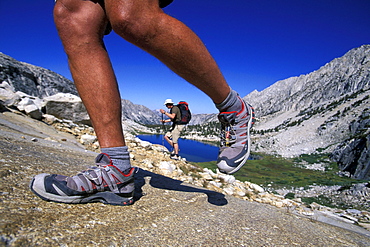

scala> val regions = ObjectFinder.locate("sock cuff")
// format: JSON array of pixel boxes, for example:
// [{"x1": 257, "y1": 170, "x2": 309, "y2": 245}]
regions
[
  {"x1": 100, "y1": 146, "x2": 131, "y2": 172},
  {"x1": 215, "y1": 89, "x2": 239, "y2": 112},
  {"x1": 101, "y1": 146, "x2": 130, "y2": 159}
]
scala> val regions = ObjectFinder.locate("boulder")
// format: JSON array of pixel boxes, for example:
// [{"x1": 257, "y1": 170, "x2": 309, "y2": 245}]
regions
[{"x1": 43, "y1": 93, "x2": 91, "y2": 126}]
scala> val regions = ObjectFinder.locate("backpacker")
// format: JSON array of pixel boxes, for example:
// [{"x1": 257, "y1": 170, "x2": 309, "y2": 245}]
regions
[{"x1": 175, "y1": 101, "x2": 191, "y2": 125}]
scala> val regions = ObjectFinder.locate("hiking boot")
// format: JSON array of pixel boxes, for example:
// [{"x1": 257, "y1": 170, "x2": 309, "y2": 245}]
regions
[
  {"x1": 170, "y1": 153, "x2": 180, "y2": 160},
  {"x1": 29, "y1": 153, "x2": 135, "y2": 206},
  {"x1": 217, "y1": 98, "x2": 255, "y2": 174}
]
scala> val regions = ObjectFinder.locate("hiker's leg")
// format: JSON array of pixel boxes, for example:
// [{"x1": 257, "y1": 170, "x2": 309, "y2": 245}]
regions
[
  {"x1": 171, "y1": 125, "x2": 183, "y2": 155},
  {"x1": 96, "y1": 0, "x2": 252, "y2": 174},
  {"x1": 54, "y1": 0, "x2": 125, "y2": 148},
  {"x1": 173, "y1": 143, "x2": 179, "y2": 155},
  {"x1": 164, "y1": 135, "x2": 173, "y2": 147},
  {"x1": 105, "y1": 0, "x2": 230, "y2": 104},
  {"x1": 30, "y1": 0, "x2": 135, "y2": 206}
]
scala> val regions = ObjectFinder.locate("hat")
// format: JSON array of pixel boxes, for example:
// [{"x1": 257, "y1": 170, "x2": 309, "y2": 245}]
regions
[{"x1": 164, "y1": 99, "x2": 174, "y2": 105}]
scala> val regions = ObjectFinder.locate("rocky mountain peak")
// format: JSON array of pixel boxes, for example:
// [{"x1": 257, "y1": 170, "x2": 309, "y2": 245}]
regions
[
  {"x1": 244, "y1": 44, "x2": 369, "y2": 117},
  {"x1": 243, "y1": 45, "x2": 370, "y2": 179},
  {"x1": 0, "y1": 52, "x2": 78, "y2": 98}
]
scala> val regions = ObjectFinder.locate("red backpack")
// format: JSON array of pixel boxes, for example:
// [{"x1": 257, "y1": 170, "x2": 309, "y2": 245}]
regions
[{"x1": 175, "y1": 101, "x2": 192, "y2": 125}]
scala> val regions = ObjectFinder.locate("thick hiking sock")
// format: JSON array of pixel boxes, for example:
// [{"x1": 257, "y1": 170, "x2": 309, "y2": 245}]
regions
[
  {"x1": 215, "y1": 89, "x2": 242, "y2": 112},
  {"x1": 100, "y1": 146, "x2": 131, "y2": 173}
]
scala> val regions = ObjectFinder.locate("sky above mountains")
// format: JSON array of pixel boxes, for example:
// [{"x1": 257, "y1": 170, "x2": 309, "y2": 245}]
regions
[{"x1": 1, "y1": 0, "x2": 369, "y2": 113}]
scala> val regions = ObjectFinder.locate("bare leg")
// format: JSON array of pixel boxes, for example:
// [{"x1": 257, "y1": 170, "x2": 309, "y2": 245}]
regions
[
  {"x1": 164, "y1": 135, "x2": 173, "y2": 147},
  {"x1": 105, "y1": 0, "x2": 230, "y2": 104},
  {"x1": 54, "y1": 0, "x2": 125, "y2": 148},
  {"x1": 173, "y1": 143, "x2": 179, "y2": 155}
]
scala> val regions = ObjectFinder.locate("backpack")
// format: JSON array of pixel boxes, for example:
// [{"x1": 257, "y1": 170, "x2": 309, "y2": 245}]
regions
[{"x1": 175, "y1": 101, "x2": 191, "y2": 125}]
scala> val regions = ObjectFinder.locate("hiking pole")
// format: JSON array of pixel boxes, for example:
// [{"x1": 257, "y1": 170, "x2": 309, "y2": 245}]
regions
[{"x1": 161, "y1": 113, "x2": 165, "y2": 155}]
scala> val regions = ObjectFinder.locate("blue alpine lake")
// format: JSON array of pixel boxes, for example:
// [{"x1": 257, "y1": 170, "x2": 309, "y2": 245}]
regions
[{"x1": 136, "y1": 134, "x2": 219, "y2": 162}]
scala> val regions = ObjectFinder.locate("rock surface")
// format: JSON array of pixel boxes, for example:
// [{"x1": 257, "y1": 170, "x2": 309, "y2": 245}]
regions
[
  {"x1": 0, "y1": 52, "x2": 77, "y2": 99},
  {"x1": 1, "y1": 110, "x2": 369, "y2": 246},
  {"x1": 330, "y1": 109, "x2": 370, "y2": 179}
]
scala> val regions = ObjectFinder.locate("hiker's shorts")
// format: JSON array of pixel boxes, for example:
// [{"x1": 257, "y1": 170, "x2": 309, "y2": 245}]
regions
[
  {"x1": 166, "y1": 124, "x2": 185, "y2": 144},
  {"x1": 159, "y1": 0, "x2": 174, "y2": 8}
]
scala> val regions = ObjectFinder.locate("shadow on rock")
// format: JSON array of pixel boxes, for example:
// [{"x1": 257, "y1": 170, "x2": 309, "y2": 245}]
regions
[{"x1": 134, "y1": 168, "x2": 228, "y2": 206}]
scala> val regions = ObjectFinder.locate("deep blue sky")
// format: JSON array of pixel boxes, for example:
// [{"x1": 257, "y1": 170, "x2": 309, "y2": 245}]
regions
[{"x1": 1, "y1": 1, "x2": 369, "y2": 113}]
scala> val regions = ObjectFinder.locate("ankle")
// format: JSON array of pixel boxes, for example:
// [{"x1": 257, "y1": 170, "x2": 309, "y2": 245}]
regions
[
  {"x1": 215, "y1": 89, "x2": 242, "y2": 112},
  {"x1": 100, "y1": 146, "x2": 131, "y2": 172}
]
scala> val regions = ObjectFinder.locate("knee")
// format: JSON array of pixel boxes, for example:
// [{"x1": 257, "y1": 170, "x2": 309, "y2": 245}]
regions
[
  {"x1": 53, "y1": 6, "x2": 76, "y2": 53},
  {"x1": 53, "y1": 2, "x2": 68, "y2": 28},
  {"x1": 109, "y1": 7, "x2": 163, "y2": 45},
  {"x1": 53, "y1": 1, "x2": 79, "y2": 31},
  {"x1": 53, "y1": 1, "x2": 105, "y2": 54}
]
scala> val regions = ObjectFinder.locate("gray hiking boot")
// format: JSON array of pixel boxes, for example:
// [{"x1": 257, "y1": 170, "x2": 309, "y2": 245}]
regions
[
  {"x1": 217, "y1": 98, "x2": 255, "y2": 174},
  {"x1": 30, "y1": 153, "x2": 135, "y2": 206}
]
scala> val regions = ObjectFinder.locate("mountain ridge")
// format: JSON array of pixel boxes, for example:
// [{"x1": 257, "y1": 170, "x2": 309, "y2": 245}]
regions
[{"x1": 244, "y1": 45, "x2": 369, "y2": 117}]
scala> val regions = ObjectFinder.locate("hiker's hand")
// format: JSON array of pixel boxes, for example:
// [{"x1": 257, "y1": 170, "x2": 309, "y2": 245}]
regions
[{"x1": 160, "y1": 109, "x2": 165, "y2": 114}]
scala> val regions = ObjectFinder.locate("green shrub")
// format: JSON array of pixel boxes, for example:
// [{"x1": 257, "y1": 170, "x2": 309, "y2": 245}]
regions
[{"x1": 285, "y1": 192, "x2": 295, "y2": 199}]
